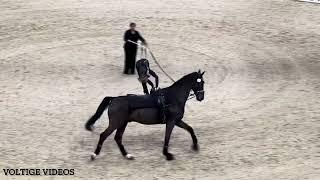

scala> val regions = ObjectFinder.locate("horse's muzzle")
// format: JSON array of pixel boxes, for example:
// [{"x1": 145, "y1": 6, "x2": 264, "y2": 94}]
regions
[{"x1": 195, "y1": 90, "x2": 204, "y2": 101}]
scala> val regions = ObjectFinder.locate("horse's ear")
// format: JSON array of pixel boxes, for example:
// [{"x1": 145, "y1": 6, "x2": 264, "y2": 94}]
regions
[
  {"x1": 201, "y1": 71, "x2": 206, "y2": 76},
  {"x1": 198, "y1": 69, "x2": 201, "y2": 74}
]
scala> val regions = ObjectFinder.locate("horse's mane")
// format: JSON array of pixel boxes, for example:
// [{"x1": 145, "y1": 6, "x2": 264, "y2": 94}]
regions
[{"x1": 169, "y1": 72, "x2": 198, "y2": 88}]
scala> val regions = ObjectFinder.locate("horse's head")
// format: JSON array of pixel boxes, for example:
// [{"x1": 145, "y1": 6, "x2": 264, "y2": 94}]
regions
[{"x1": 191, "y1": 70, "x2": 205, "y2": 101}]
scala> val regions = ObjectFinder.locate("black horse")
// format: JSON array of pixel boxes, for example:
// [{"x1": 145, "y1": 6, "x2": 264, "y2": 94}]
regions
[{"x1": 85, "y1": 70, "x2": 205, "y2": 161}]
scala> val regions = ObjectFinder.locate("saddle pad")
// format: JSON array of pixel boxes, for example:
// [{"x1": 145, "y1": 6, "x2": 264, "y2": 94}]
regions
[{"x1": 126, "y1": 94, "x2": 158, "y2": 110}]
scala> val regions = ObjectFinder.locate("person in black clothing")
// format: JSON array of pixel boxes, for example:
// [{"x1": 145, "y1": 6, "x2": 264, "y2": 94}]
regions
[
  {"x1": 136, "y1": 58, "x2": 159, "y2": 94},
  {"x1": 123, "y1": 23, "x2": 146, "y2": 74}
]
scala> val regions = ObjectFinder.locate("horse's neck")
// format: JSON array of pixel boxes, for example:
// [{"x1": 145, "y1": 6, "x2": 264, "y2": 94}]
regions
[{"x1": 166, "y1": 80, "x2": 192, "y2": 105}]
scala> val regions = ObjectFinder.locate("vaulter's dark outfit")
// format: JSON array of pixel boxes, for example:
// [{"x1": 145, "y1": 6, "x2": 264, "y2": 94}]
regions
[
  {"x1": 123, "y1": 30, "x2": 146, "y2": 74},
  {"x1": 136, "y1": 59, "x2": 159, "y2": 94}
]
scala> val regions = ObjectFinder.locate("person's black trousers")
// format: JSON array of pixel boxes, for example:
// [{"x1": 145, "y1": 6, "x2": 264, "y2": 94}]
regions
[{"x1": 124, "y1": 44, "x2": 137, "y2": 74}]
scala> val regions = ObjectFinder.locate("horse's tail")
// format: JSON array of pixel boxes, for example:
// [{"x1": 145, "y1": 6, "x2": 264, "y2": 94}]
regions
[{"x1": 85, "y1": 96, "x2": 114, "y2": 131}]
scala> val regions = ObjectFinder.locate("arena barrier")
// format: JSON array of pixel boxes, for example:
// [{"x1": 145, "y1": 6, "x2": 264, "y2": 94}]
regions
[{"x1": 296, "y1": 0, "x2": 320, "y2": 4}]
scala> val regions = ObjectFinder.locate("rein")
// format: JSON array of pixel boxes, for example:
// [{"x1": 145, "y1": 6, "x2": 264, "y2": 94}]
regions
[
  {"x1": 128, "y1": 40, "x2": 175, "y2": 82},
  {"x1": 188, "y1": 93, "x2": 196, "y2": 100}
]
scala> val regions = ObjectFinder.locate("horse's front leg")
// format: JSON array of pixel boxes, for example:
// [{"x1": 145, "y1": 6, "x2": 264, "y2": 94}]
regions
[
  {"x1": 176, "y1": 120, "x2": 199, "y2": 151},
  {"x1": 163, "y1": 120, "x2": 175, "y2": 160}
]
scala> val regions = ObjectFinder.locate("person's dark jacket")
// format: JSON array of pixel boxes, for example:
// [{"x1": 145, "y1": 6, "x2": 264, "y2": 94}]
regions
[{"x1": 124, "y1": 30, "x2": 145, "y2": 47}]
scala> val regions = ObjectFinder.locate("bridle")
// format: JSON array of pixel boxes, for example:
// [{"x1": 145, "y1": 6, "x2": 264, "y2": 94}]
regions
[{"x1": 188, "y1": 76, "x2": 205, "y2": 100}]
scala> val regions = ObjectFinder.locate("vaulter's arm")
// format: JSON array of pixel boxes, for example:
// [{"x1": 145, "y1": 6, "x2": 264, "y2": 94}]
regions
[{"x1": 149, "y1": 70, "x2": 159, "y2": 88}]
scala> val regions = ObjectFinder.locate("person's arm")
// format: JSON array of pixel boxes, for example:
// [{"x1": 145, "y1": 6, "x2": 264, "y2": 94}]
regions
[
  {"x1": 137, "y1": 31, "x2": 146, "y2": 44},
  {"x1": 149, "y1": 70, "x2": 159, "y2": 88},
  {"x1": 124, "y1": 30, "x2": 129, "y2": 42}
]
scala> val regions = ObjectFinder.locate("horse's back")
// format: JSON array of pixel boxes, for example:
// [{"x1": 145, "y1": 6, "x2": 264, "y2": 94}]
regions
[
  {"x1": 126, "y1": 94, "x2": 158, "y2": 110},
  {"x1": 108, "y1": 94, "x2": 157, "y2": 113},
  {"x1": 107, "y1": 94, "x2": 161, "y2": 124}
]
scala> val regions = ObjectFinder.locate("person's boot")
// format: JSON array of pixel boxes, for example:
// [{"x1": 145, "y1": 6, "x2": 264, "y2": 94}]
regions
[{"x1": 150, "y1": 87, "x2": 156, "y2": 95}]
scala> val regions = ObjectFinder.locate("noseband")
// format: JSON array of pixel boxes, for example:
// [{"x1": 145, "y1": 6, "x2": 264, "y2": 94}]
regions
[{"x1": 188, "y1": 90, "x2": 204, "y2": 100}]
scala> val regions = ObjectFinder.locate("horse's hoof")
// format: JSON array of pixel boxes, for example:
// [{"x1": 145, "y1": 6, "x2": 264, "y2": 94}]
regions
[
  {"x1": 91, "y1": 153, "x2": 97, "y2": 161},
  {"x1": 125, "y1": 154, "x2": 135, "y2": 160},
  {"x1": 192, "y1": 144, "x2": 199, "y2": 151},
  {"x1": 165, "y1": 153, "x2": 175, "y2": 161}
]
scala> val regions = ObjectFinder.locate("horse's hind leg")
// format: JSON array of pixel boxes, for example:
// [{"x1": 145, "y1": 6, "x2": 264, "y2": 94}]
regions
[
  {"x1": 114, "y1": 122, "x2": 134, "y2": 160},
  {"x1": 175, "y1": 120, "x2": 199, "y2": 151},
  {"x1": 91, "y1": 126, "x2": 116, "y2": 160}
]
